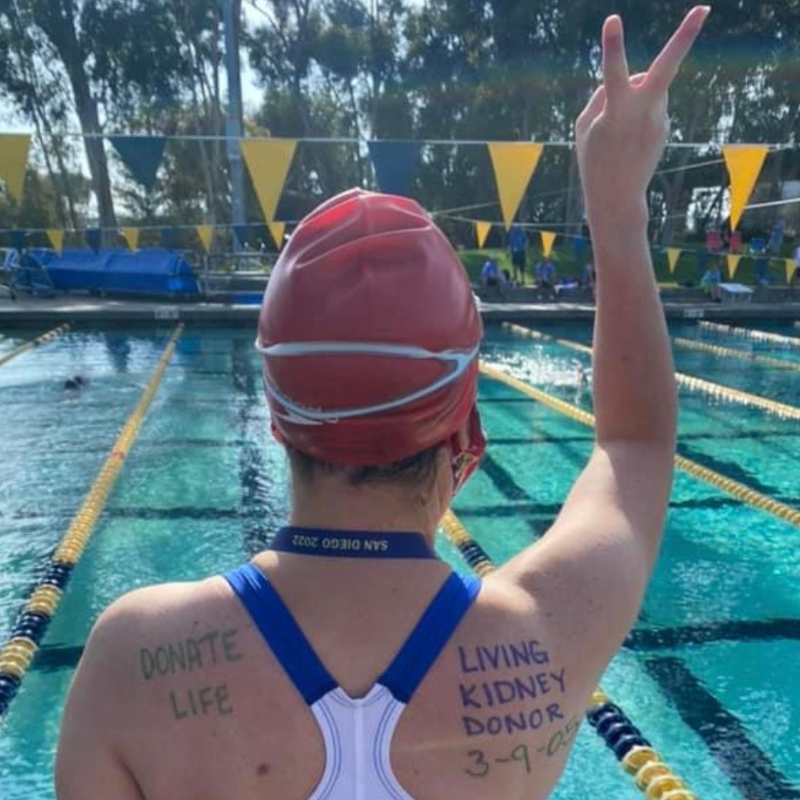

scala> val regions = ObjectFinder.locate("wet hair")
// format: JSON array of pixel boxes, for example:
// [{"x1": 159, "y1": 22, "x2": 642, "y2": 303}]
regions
[{"x1": 286, "y1": 442, "x2": 443, "y2": 490}]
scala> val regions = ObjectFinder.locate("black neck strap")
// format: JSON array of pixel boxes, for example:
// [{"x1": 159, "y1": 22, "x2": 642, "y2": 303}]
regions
[{"x1": 270, "y1": 527, "x2": 437, "y2": 559}]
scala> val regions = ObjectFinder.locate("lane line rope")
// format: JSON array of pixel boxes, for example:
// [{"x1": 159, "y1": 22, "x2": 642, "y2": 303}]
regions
[
  {"x1": 0, "y1": 324, "x2": 71, "y2": 369},
  {"x1": 479, "y1": 355, "x2": 800, "y2": 529},
  {"x1": 698, "y1": 321, "x2": 800, "y2": 349},
  {"x1": 502, "y1": 323, "x2": 800, "y2": 422},
  {"x1": 0, "y1": 324, "x2": 184, "y2": 727},
  {"x1": 673, "y1": 337, "x2": 800, "y2": 372}
]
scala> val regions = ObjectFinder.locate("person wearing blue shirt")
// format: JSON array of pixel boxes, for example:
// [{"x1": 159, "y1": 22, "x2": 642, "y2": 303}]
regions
[
  {"x1": 701, "y1": 261, "x2": 722, "y2": 301},
  {"x1": 480, "y1": 257, "x2": 506, "y2": 296},
  {"x1": 508, "y1": 225, "x2": 527, "y2": 285},
  {"x1": 535, "y1": 258, "x2": 557, "y2": 296}
]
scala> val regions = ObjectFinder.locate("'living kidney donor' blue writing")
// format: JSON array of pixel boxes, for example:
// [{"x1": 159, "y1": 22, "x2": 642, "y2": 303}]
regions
[{"x1": 457, "y1": 641, "x2": 566, "y2": 737}]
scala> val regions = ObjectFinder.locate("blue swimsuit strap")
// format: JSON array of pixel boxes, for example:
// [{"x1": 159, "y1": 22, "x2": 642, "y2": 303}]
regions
[
  {"x1": 224, "y1": 564, "x2": 480, "y2": 706},
  {"x1": 224, "y1": 563, "x2": 337, "y2": 705},
  {"x1": 378, "y1": 572, "x2": 481, "y2": 703}
]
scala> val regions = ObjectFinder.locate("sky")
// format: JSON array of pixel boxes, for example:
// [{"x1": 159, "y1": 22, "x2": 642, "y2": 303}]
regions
[{"x1": 2, "y1": 5, "x2": 264, "y2": 136}]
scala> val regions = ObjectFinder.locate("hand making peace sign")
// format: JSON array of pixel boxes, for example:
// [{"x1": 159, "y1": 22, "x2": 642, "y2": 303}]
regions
[{"x1": 576, "y1": 6, "x2": 711, "y2": 222}]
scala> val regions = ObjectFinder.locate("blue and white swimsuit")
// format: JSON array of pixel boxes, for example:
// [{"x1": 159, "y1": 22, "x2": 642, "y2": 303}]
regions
[{"x1": 225, "y1": 564, "x2": 481, "y2": 800}]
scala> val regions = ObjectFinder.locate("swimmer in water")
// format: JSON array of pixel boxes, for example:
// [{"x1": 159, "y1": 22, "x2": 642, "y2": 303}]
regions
[{"x1": 63, "y1": 376, "x2": 87, "y2": 391}]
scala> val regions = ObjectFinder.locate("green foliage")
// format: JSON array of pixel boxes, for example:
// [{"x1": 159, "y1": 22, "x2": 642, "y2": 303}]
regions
[
  {"x1": 0, "y1": 167, "x2": 90, "y2": 231},
  {"x1": 3, "y1": 0, "x2": 800, "y2": 251}
]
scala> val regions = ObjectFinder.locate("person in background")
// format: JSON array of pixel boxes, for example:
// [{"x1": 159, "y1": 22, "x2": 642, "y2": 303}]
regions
[
  {"x1": 56, "y1": 8, "x2": 707, "y2": 800},
  {"x1": 508, "y1": 224, "x2": 528, "y2": 285},
  {"x1": 535, "y1": 257, "x2": 557, "y2": 297},
  {"x1": 768, "y1": 218, "x2": 785, "y2": 254},
  {"x1": 480, "y1": 256, "x2": 506, "y2": 296},
  {"x1": 701, "y1": 259, "x2": 722, "y2": 302}
]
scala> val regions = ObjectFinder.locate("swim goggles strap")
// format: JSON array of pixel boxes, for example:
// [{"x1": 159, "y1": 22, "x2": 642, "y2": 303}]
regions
[{"x1": 254, "y1": 340, "x2": 479, "y2": 425}]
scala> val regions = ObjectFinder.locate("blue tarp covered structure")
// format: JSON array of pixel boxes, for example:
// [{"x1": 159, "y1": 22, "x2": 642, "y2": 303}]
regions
[{"x1": 9, "y1": 249, "x2": 199, "y2": 296}]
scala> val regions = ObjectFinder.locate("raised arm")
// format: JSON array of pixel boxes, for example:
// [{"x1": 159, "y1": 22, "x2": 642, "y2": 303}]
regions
[{"x1": 498, "y1": 7, "x2": 709, "y2": 667}]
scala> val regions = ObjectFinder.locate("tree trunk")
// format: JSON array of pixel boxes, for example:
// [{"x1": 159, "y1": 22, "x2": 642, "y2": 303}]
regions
[
  {"x1": 51, "y1": 136, "x2": 80, "y2": 230},
  {"x1": 31, "y1": 116, "x2": 67, "y2": 228},
  {"x1": 72, "y1": 88, "x2": 117, "y2": 235},
  {"x1": 51, "y1": 3, "x2": 117, "y2": 236}
]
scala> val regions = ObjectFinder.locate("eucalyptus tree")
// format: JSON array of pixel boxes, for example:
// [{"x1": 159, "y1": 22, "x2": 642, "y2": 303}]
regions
[{"x1": 0, "y1": 0, "x2": 190, "y2": 233}]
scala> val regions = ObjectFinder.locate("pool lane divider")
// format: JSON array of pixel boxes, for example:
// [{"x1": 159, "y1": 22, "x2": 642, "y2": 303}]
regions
[
  {"x1": 479, "y1": 361, "x2": 800, "y2": 529},
  {"x1": 673, "y1": 337, "x2": 800, "y2": 372},
  {"x1": 699, "y1": 321, "x2": 800, "y2": 349},
  {"x1": 502, "y1": 323, "x2": 800, "y2": 421},
  {"x1": 0, "y1": 323, "x2": 184, "y2": 725},
  {"x1": 440, "y1": 511, "x2": 699, "y2": 800},
  {"x1": 0, "y1": 324, "x2": 71, "y2": 369}
]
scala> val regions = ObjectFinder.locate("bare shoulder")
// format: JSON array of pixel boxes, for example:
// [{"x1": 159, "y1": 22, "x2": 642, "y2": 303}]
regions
[
  {"x1": 396, "y1": 575, "x2": 586, "y2": 800},
  {"x1": 56, "y1": 577, "x2": 243, "y2": 799},
  {"x1": 99, "y1": 576, "x2": 231, "y2": 626},
  {"x1": 113, "y1": 576, "x2": 216, "y2": 621},
  {"x1": 460, "y1": 570, "x2": 609, "y2": 712},
  {"x1": 83, "y1": 576, "x2": 242, "y2": 688}
]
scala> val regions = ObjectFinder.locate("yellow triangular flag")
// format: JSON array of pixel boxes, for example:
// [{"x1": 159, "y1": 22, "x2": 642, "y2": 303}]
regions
[
  {"x1": 268, "y1": 221, "x2": 286, "y2": 249},
  {"x1": 475, "y1": 222, "x2": 492, "y2": 249},
  {"x1": 722, "y1": 145, "x2": 769, "y2": 231},
  {"x1": 121, "y1": 227, "x2": 141, "y2": 251},
  {"x1": 666, "y1": 248, "x2": 682, "y2": 274},
  {"x1": 196, "y1": 225, "x2": 214, "y2": 254},
  {"x1": 487, "y1": 143, "x2": 544, "y2": 230},
  {"x1": 727, "y1": 254, "x2": 742, "y2": 281},
  {"x1": 0, "y1": 134, "x2": 32, "y2": 203},
  {"x1": 787, "y1": 259, "x2": 796, "y2": 285},
  {"x1": 46, "y1": 229, "x2": 64, "y2": 254},
  {"x1": 240, "y1": 140, "x2": 297, "y2": 221},
  {"x1": 540, "y1": 231, "x2": 557, "y2": 258}
]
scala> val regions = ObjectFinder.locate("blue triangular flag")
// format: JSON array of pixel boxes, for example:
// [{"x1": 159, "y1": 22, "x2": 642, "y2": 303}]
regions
[
  {"x1": 160, "y1": 227, "x2": 179, "y2": 250},
  {"x1": 85, "y1": 228, "x2": 102, "y2": 253},
  {"x1": 367, "y1": 141, "x2": 422, "y2": 197},
  {"x1": 109, "y1": 136, "x2": 167, "y2": 190}
]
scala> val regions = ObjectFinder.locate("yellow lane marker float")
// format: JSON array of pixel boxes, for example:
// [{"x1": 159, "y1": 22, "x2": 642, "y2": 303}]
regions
[
  {"x1": 673, "y1": 337, "x2": 800, "y2": 372},
  {"x1": 502, "y1": 323, "x2": 800, "y2": 421},
  {"x1": 0, "y1": 324, "x2": 184, "y2": 727},
  {"x1": 440, "y1": 511, "x2": 698, "y2": 800},
  {"x1": 479, "y1": 362, "x2": 800, "y2": 530},
  {"x1": 0, "y1": 324, "x2": 71, "y2": 369},
  {"x1": 699, "y1": 321, "x2": 800, "y2": 349}
]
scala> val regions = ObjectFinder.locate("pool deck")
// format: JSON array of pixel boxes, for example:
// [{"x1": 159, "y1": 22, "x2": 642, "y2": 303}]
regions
[{"x1": 0, "y1": 293, "x2": 798, "y2": 328}]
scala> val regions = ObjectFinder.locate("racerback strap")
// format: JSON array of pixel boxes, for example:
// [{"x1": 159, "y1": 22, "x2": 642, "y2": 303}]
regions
[{"x1": 224, "y1": 563, "x2": 480, "y2": 705}]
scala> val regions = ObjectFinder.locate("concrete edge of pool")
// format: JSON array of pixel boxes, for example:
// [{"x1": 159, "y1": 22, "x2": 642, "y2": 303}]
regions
[{"x1": 0, "y1": 294, "x2": 799, "y2": 328}]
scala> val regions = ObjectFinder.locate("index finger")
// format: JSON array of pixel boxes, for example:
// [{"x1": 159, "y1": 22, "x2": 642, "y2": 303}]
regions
[{"x1": 645, "y1": 6, "x2": 710, "y2": 95}]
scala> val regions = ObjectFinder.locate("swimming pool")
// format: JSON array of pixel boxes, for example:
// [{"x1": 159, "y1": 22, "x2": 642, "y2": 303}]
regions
[{"x1": 0, "y1": 320, "x2": 798, "y2": 799}]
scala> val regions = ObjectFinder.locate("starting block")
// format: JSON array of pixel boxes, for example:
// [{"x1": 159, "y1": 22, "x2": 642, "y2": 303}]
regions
[{"x1": 718, "y1": 283, "x2": 753, "y2": 305}]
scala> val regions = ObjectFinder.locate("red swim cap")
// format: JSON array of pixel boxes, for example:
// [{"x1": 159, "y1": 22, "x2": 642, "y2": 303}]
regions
[{"x1": 256, "y1": 189, "x2": 483, "y2": 466}]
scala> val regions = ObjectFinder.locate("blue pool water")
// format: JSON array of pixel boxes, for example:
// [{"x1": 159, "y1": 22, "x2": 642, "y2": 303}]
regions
[{"x1": 0, "y1": 321, "x2": 798, "y2": 799}]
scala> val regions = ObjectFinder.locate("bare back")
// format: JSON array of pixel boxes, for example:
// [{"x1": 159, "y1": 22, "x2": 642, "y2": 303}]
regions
[{"x1": 56, "y1": 551, "x2": 608, "y2": 800}]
